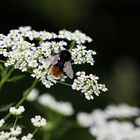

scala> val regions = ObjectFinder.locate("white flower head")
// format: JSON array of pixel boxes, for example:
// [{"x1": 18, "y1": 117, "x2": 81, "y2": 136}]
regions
[
  {"x1": 38, "y1": 93, "x2": 74, "y2": 116},
  {"x1": 105, "y1": 104, "x2": 140, "y2": 119},
  {"x1": 10, "y1": 126, "x2": 22, "y2": 136},
  {"x1": 0, "y1": 131, "x2": 11, "y2": 139},
  {"x1": 31, "y1": 115, "x2": 47, "y2": 127},
  {"x1": 56, "y1": 101, "x2": 74, "y2": 116},
  {"x1": 26, "y1": 88, "x2": 39, "y2": 101},
  {"x1": 72, "y1": 71, "x2": 108, "y2": 100},
  {"x1": 58, "y1": 30, "x2": 92, "y2": 44},
  {"x1": 21, "y1": 133, "x2": 34, "y2": 140},
  {"x1": 9, "y1": 106, "x2": 25, "y2": 116},
  {"x1": 0, "y1": 119, "x2": 5, "y2": 128},
  {"x1": 70, "y1": 45, "x2": 96, "y2": 65},
  {"x1": 77, "y1": 112, "x2": 93, "y2": 127}
]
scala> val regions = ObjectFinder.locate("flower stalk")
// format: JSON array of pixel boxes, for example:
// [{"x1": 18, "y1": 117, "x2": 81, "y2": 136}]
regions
[
  {"x1": 69, "y1": 40, "x2": 76, "y2": 49},
  {"x1": 0, "y1": 66, "x2": 14, "y2": 92},
  {"x1": 57, "y1": 81, "x2": 71, "y2": 87},
  {"x1": 13, "y1": 117, "x2": 18, "y2": 128},
  {"x1": 4, "y1": 79, "x2": 38, "y2": 121},
  {"x1": 32, "y1": 127, "x2": 39, "y2": 135}
]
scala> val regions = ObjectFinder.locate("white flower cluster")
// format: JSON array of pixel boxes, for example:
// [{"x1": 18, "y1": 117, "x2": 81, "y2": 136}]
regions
[
  {"x1": 21, "y1": 133, "x2": 33, "y2": 140},
  {"x1": 70, "y1": 45, "x2": 96, "y2": 65},
  {"x1": 77, "y1": 104, "x2": 140, "y2": 140},
  {"x1": 105, "y1": 104, "x2": 140, "y2": 118},
  {"x1": 0, "y1": 126, "x2": 33, "y2": 140},
  {"x1": 58, "y1": 30, "x2": 92, "y2": 44},
  {"x1": 37, "y1": 93, "x2": 74, "y2": 116},
  {"x1": 9, "y1": 106, "x2": 25, "y2": 116},
  {"x1": 72, "y1": 72, "x2": 108, "y2": 100},
  {"x1": 0, "y1": 105, "x2": 47, "y2": 140},
  {"x1": 0, "y1": 26, "x2": 107, "y2": 99},
  {"x1": 10, "y1": 126, "x2": 22, "y2": 136},
  {"x1": 0, "y1": 126, "x2": 22, "y2": 140},
  {"x1": 0, "y1": 126, "x2": 34, "y2": 140},
  {"x1": 31, "y1": 115, "x2": 47, "y2": 127}
]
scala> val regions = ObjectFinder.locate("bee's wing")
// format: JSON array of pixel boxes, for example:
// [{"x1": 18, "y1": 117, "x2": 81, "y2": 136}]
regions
[
  {"x1": 63, "y1": 61, "x2": 74, "y2": 79},
  {"x1": 46, "y1": 54, "x2": 60, "y2": 66}
]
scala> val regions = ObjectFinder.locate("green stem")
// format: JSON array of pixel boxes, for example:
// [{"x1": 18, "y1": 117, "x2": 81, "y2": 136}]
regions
[
  {"x1": 4, "y1": 79, "x2": 38, "y2": 121},
  {"x1": 69, "y1": 41, "x2": 76, "y2": 50},
  {"x1": 13, "y1": 117, "x2": 18, "y2": 128},
  {"x1": 57, "y1": 81, "x2": 71, "y2": 87},
  {"x1": 32, "y1": 127, "x2": 39, "y2": 135},
  {"x1": 5, "y1": 67, "x2": 14, "y2": 80},
  {"x1": 0, "y1": 81, "x2": 4, "y2": 91},
  {"x1": 0, "y1": 67, "x2": 14, "y2": 92}
]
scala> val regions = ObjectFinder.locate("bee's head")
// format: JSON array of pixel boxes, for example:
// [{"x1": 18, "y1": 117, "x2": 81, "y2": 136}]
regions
[{"x1": 60, "y1": 50, "x2": 71, "y2": 61}]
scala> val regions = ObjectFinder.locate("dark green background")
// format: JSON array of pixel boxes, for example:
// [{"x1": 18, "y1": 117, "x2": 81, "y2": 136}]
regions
[{"x1": 0, "y1": 0, "x2": 140, "y2": 139}]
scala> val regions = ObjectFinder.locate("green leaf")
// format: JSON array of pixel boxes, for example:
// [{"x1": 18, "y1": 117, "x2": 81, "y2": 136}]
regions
[
  {"x1": 0, "y1": 103, "x2": 14, "y2": 112},
  {"x1": 6, "y1": 75, "x2": 25, "y2": 82}
]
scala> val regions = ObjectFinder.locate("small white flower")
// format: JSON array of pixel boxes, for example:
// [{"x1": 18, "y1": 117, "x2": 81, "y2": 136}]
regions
[
  {"x1": 38, "y1": 93, "x2": 74, "y2": 116},
  {"x1": 31, "y1": 115, "x2": 47, "y2": 127},
  {"x1": 9, "y1": 136, "x2": 18, "y2": 140},
  {"x1": 21, "y1": 133, "x2": 34, "y2": 140},
  {"x1": 77, "y1": 112, "x2": 93, "y2": 127},
  {"x1": 26, "y1": 88, "x2": 39, "y2": 101},
  {"x1": 10, "y1": 126, "x2": 22, "y2": 136},
  {"x1": 56, "y1": 102, "x2": 74, "y2": 116},
  {"x1": 9, "y1": 106, "x2": 25, "y2": 116},
  {"x1": 0, "y1": 131, "x2": 11, "y2": 139},
  {"x1": 0, "y1": 119, "x2": 5, "y2": 128},
  {"x1": 84, "y1": 92, "x2": 94, "y2": 100},
  {"x1": 19, "y1": 26, "x2": 31, "y2": 32}
]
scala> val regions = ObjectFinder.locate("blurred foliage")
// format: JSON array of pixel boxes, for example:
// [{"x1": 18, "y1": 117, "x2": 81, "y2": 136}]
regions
[
  {"x1": 0, "y1": 103, "x2": 14, "y2": 112},
  {"x1": 110, "y1": 56, "x2": 140, "y2": 105},
  {"x1": 22, "y1": 0, "x2": 94, "y2": 28}
]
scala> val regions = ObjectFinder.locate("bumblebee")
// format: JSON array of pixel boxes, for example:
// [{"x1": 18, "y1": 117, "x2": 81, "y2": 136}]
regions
[{"x1": 46, "y1": 50, "x2": 74, "y2": 79}]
